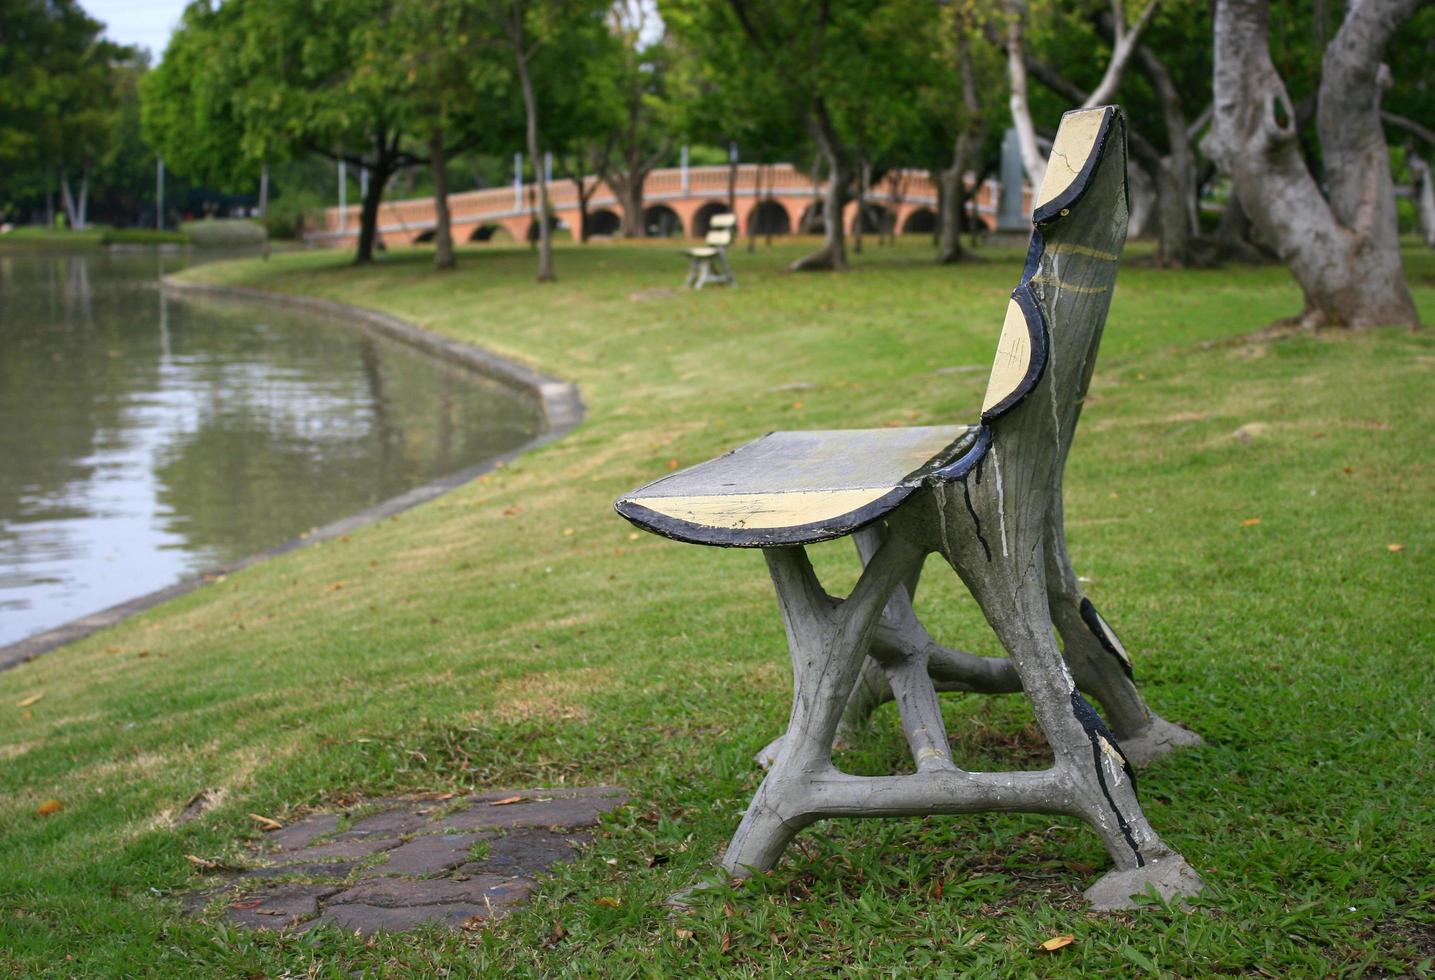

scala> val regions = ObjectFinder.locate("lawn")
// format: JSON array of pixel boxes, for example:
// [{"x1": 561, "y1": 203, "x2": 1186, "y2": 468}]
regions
[{"x1": 1, "y1": 236, "x2": 1431, "y2": 976}]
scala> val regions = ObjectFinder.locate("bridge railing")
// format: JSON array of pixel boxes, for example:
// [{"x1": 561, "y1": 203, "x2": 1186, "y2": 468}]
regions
[{"x1": 319, "y1": 164, "x2": 1003, "y2": 236}]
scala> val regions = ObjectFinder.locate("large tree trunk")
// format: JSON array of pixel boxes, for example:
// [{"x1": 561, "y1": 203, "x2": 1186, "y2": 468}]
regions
[
  {"x1": 1204, "y1": 0, "x2": 1420, "y2": 329},
  {"x1": 77, "y1": 163, "x2": 89, "y2": 230},
  {"x1": 792, "y1": 108, "x2": 851, "y2": 271},
  {"x1": 430, "y1": 130, "x2": 455, "y2": 270}
]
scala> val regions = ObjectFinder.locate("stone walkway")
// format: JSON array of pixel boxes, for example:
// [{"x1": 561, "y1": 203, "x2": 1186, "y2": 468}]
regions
[{"x1": 182, "y1": 787, "x2": 626, "y2": 934}]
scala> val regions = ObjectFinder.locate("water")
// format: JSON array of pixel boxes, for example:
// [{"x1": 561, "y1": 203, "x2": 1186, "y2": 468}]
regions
[{"x1": 0, "y1": 251, "x2": 542, "y2": 647}]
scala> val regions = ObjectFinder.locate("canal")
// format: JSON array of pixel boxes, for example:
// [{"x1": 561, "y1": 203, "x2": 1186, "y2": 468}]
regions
[{"x1": 0, "y1": 251, "x2": 542, "y2": 648}]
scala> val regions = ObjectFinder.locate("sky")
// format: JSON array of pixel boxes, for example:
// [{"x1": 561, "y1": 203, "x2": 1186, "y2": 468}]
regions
[{"x1": 83, "y1": 0, "x2": 187, "y2": 61}]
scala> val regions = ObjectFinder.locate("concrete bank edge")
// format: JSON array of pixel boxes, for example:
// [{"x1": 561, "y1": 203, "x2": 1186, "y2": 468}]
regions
[{"x1": 0, "y1": 277, "x2": 585, "y2": 672}]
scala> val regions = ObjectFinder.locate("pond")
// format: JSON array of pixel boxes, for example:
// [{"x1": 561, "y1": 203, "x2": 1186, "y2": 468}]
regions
[{"x1": 0, "y1": 251, "x2": 543, "y2": 649}]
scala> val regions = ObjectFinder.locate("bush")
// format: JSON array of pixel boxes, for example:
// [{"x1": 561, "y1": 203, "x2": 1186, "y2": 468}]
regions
[
  {"x1": 101, "y1": 227, "x2": 188, "y2": 245},
  {"x1": 180, "y1": 218, "x2": 267, "y2": 247}
]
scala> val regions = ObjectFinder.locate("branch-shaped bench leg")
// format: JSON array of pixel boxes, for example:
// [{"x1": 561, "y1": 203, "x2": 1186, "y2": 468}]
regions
[
  {"x1": 752, "y1": 524, "x2": 1018, "y2": 769},
  {"x1": 908, "y1": 478, "x2": 1202, "y2": 908},
  {"x1": 1043, "y1": 495, "x2": 1202, "y2": 766},
  {"x1": 723, "y1": 534, "x2": 924, "y2": 875}
]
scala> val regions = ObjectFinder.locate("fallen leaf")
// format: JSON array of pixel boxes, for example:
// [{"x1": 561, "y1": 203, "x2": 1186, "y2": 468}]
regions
[
  {"x1": 594, "y1": 896, "x2": 621, "y2": 908},
  {"x1": 502, "y1": 506, "x2": 522, "y2": 516},
  {"x1": 227, "y1": 899, "x2": 263, "y2": 910},
  {"x1": 1387, "y1": 543, "x2": 1405, "y2": 553},
  {"x1": 1040, "y1": 934, "x2": 1075, "y2": 952},
  {"x1": 562, "y1": 527, "x2": 575, "y2": 536},
  {"x1": 488, "y1": 796, "x2": 526, "y2": 806},
  {"x1": 674, "y1": 927, "x2": 694, "y2": 942},
  {"x1": 1240, "y1": 518, "x2": 1261, "y2": 527},
  {"x1": 326, "y1": 581, "x2": 346, "y2": 591},
  {"x1": 17, "y1": 692, "x2": 43, "y2": 708},
  {"x1": 791, "y1": 401, "x2": 804, "y2": 410},
  {"x1": 36, "y1": 799, "x2": 63, "y2": 817},
  {"x1": 720, "y1": 931, "x2": 732, "y2": 954},
  {"x1": 665, "y1": 459, "x2": 679, "y2": 471},
  {"x1": 248, "y1": 813, "x2": 283, "y2": 831},
  {"x1": 627, "y1": 532, "x2": 640, "y2": 541},
  {"x1": 184, "y1": 854, "x2": 218, "y2": 870}
]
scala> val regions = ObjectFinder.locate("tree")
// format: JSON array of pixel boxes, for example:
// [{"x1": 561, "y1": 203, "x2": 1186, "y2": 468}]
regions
[
  {"x1": 1203, "y1": 0, "x2": 1423, "y2": 329},
  {"x1": 596, "y1": 0, "x2": 673, "y2": 239},
  {"x1": 667, "y1": 0, "x2": 931, "y2": 271},
  {"x1": 1, "y1": 0, "x2": 142, "y2": 228}
]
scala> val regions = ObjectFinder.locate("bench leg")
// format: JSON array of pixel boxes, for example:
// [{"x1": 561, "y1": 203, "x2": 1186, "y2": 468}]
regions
[
  {"x1": 684, "y1": 258, "x2": 699, "y2": 289},
  {"x1": 723, "y1": 535, "x2": 924, "y2": 875},
  {"x1": 1043, "y1": 495, "x2": 1202, "y2": 766}
]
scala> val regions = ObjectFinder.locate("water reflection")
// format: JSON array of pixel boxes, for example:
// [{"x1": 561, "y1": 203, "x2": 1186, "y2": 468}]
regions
[{"x1": 0, "y1": 251, "x2": 541, "y2": 646}]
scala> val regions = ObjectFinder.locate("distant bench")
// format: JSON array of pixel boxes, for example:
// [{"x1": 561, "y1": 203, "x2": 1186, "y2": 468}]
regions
[{"x1": 681, "y1": 214, "x2": 736, "y2": 289}]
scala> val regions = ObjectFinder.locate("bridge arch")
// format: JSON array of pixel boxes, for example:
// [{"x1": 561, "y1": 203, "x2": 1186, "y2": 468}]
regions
[
  {"x1": 747, "y1": 200, "x2": 791, "y2": 237},
  {"x1": 643, "y1": 204, "x2": 684, "y2": 238},
  {"x1": 901, "y1": 207, "x2": 937, "y2": 235},
  {"x1": 852, "y1": 203, "x2": 891, "y2": 235},
  {"x1": 692, "y1": 201, "x2": 732, "y2": 237},
  {"x1": 584, "y1": 208, "x2": 621, "y2": 238},
  {"x1": 469, "y1": 223, "x2": 511, "y2": 243},
  {"x1": 798, "y1": 200, "x2": 825, "y2": 233}
]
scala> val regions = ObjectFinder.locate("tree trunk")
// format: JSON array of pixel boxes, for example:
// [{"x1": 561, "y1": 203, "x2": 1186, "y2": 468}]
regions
[
  {"x1": 259, "y1": 161, "x2": 270, "y2": 219},
  {"x1": 1133, "y1": 42, "x2": 1195, "y2": 266},
  {"x1": 938, "y1": 21, "x2": 982, "y2": 264},
  {"x1": 429, "y1": 130, "x2": 455, "y2": 270},
  {"x1": 571, "y1": 175, "x2": 592, "y2": 243},
  {"x1": 59, "y1": 170, "x2": 78, "y2": 229},
  {"x1": 853, "y1": 156, "x2": 867, "y2": 255},
  {"x1": 354, "y1": 155, "x2": 390, "y2": 265},
  {"x1": 1411, "y1": 154, "x2": 1435, "y2": 248},
  {"x1": 1204, "y1": 0, "x2": 1420, "y2": 329},
  {"x1": 791, "y1": 109, "x2": 850, "y2": 272},
  {"x1": 77, "y1": 163, "x2": 89, "y2": 230},
  {"x1": 514, "y1": 41, "x2": 554, "y2": 282},
  {"x1": 1004, "y1": 2, "x2": 1048, "y2": 190}
]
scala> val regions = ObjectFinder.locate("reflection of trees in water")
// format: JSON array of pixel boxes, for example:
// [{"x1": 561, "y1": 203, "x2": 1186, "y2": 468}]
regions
[
  {"x1": 0, "y1": 256, "x2": 163, "y2": 552},
  {"x1": 1, "y1": 254, "x2": 541, "y2": 583}
]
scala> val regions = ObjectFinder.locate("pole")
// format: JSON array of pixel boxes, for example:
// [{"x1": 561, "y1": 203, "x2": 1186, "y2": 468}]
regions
[
  {"x1": 681, "y1": 144, "x2": 689, "y2": 193},
  {"x1": 544, "y1": 151, "x2": 553, "y2": 185},
  {"x1": 339, "y1": 159, "x2": 347, "y2": 233},
  {"x1": 360, "y1": 166, "x2": 369, "y2": 201},
  {"x1": 156, "y1": 156, "x2": 165, "y2": 230},
  {"x1": 727, "y1": 141, "x2": 738, "y2": 214},
  {"x1": 258, "y1": 161, "x2": 269, "y2": 219},
  {"x1": 514, "y1": 152, "x2": 523, "y2": 210}
]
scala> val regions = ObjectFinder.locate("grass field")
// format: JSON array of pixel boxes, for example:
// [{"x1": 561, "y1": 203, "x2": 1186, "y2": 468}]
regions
[{"x1": 1, "y1": 237, "x2": 1432, "y2": 976}]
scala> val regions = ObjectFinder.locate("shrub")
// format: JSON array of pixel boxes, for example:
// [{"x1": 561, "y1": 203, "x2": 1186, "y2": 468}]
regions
[{"x1": 180, "y1": 218, "x2": 267, "y2": 247}]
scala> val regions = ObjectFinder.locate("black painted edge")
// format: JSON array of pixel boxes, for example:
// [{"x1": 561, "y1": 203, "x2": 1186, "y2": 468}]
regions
[
  {"x1": 0, "y1": 280, "x2": 585, "y2": 673},
  {"x1": 1079, "y1": 596, "x2": 1134, "y2": 681}
]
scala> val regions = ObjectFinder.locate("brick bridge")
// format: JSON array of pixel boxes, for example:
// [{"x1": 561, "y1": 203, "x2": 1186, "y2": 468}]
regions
[{"x1": 309, "y1": 164, "x2": 1022, "y2": 248}]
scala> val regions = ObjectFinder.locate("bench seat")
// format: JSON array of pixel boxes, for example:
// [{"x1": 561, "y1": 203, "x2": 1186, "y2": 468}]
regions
[{"x1": 615, "y1": 425, "x2": 976, "y2": 547}]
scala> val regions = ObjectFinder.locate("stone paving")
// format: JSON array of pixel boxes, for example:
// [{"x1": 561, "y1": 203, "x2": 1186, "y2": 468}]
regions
[{"x1": 181, "y1": 787, "x2": 626, "y2": 934}]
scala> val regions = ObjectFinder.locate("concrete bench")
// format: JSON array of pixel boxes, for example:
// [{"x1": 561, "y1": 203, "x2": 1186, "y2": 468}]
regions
[
  {"x1": 618, "y1": 107, "x2": 1202, "y2": 910},
  {"x1": 682, "y1": 213, "x2": 736, "y2": 289}
]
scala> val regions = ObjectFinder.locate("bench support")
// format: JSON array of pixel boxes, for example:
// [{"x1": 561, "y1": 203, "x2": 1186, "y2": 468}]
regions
[{"x1": 727, "y1": 488, "x2": 1202, "y2": 910}]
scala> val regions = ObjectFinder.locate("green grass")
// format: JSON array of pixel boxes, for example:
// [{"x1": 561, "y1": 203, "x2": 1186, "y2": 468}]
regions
[
  {"x1": 0, "y1": 226, "x2": 108, "y2": 249},
  {"x1": 1, "y1": 237, "x2": 1432, "y2": 976}
]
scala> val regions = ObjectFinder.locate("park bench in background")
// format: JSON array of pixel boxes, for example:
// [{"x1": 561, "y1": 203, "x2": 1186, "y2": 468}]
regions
[
  {"x1": 618, "y1": 107, "x2": 1203, "y2": 909},
  {"x1": 682, "y1": 213, "x2": 737, "y2": 289}
]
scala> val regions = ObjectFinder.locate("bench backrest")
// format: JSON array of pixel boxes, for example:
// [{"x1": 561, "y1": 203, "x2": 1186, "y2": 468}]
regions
[
  {"x1": 706, "y1": 213, "x2": 737, "y2": 248},
  {"x1": 980, "y1": 106, "x2": 1127, "y2": 444}
]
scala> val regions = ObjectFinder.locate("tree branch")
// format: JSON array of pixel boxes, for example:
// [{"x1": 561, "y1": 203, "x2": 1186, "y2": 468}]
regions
[
  {"x1": 1085, "y1": 0, "x2": 1162, "y2": 107},
  {"x1": 1383, "y1": 109, "x2": 1435, "y2": 148}
]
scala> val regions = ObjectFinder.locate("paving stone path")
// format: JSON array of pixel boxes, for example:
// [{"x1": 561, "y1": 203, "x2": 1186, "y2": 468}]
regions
[{"x1": 181, "y1": 787, "x2": 626, "y2": 935}]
